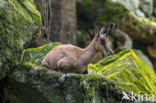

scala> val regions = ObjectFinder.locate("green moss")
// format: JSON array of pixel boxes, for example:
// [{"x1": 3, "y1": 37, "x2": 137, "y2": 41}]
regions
[
  {"x1": 80, "y1": 74, "x2": 101, "y2": 101},
  {"x1": 17, "y1": 0, "x2": 41, "y2": 40},
  {"x1": 129, "y1": 12, "x2": 156, "y2": 27},
  {"x1": 0, "y1": 0, "x2": 41, "y2": 80},
  {"x1": 119, "y1": 12, "x2": 156, "y2": 43},
  {"x1": 9, "y1": 64, "x2": 125, "y2": 103},
  {"x1": 23, "y1": 62, "x2": 46, "y2": 70},
  {"x1": 20, "y1": 42, "x2": 61, "y2": 65},
  {"x1": 20, "y1": 43, "x2": 156, "y2": 100},
  {"x1": 89, "y1": 49, "x2": 156, "y2": 98}
]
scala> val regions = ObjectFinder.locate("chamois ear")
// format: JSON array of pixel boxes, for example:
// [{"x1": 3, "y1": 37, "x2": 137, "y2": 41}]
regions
[
  {"x1": 95, "y1": 26, "x2": 100, "y2": 37},
  {"x1": 99, "y1": 23, "x2": 116, "y2": 36},
  {"x1": 99, "y1": 27, "x2": 105, "y2": 35},
  {"x1": 105, "y1": 23, "x2": 116, "y2": 36}
]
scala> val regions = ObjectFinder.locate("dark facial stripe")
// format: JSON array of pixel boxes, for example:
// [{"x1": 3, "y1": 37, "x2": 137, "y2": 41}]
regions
[
  {"x1": 100, "y1": 40, "x2": 112, "y2": 55},
  {"x1": 100, "y1": 39, "x2": 107, "y2": 50}
]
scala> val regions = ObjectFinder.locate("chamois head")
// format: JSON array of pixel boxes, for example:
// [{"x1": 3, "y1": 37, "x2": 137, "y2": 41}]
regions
[{"x1": 95, "y1": 23, "x2": 116, "y2": 56}]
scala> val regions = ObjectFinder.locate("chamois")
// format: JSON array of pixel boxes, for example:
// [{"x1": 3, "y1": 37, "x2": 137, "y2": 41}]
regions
[{"x1": 42, "y1": 24, "x2": 116, "y2": 74}]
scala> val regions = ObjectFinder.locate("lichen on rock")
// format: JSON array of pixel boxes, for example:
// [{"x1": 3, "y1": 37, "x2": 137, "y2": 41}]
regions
[
  {"x1": 2, "y1": 0, "x2": 156, "y2": 102},
  {"x1": 0, "y1": 0, "x2": 41, "y2": 80},
  {"x1": 1, "y1": 64, "x2": 124, "y2": 103},
  {"x1": 77, "y1": 0, "x2": 156, "y2": 46},
  {"x1": 20, "y1": 42, "x2": 61, "y2": 65},
  {"x1": 120, "y1": 12, "x2": 156, "y2": 44},
  {"x1": 89, "y1": 49, "x2": 156, "y2": 98},
  {"x1": 1, "y1": 39, "x2": 155, "y2": 102},
  {"x1": 17, "y1": 42, "x2": 156, "y2": 102},
  {"x1": 134, "y1": 49, "x2": 154, "y2": 70}
]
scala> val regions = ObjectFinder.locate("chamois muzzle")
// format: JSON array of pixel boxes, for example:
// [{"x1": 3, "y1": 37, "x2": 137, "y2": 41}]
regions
[{"x1": 106, "y1": 49, "x2": 113, "y2": 56}]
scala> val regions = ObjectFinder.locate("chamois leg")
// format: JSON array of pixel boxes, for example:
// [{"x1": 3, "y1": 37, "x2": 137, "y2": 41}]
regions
[{"x1": 57, "y1": 57, "x2": 79, "y2": 73}]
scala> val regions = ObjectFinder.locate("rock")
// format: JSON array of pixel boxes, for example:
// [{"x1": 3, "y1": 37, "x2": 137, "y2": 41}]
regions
[
  {"x1": 77, "y1": 0, "x2": 126, "y2": 27},
  {"x1": 112, "y1": 0, "x2": 154, "y2": 17},
  {"x1": 135, "y1": 9, "x2": 145, "y2": 17},
  {"x1": 20, "y1": 42, "x2": 61, "y2": 65},
  {"x1": 153, "y1": 0, "x2": 156, "y2": 16},
  {"x1": 154, "y1": 60, "x2": 156, "y2": 71},
  {"x1": 147, "y1": 45, "x2": 156, "y2": 58},
  {"x1": 111, "y1": 29, "x2": 133, "y2": 52},
  {"x1": 1, "y1": 43, "x2": 155, "y2": 102},
  {"x1": 112, "y1": 0, "x2": 146, "y2": 17},
  {"x1": 77, "y1": 0, "x2": 156, "y2": 44},
  {"x1": 112, "y1": 0, "x2": 140, "y2": 13},
  {"x1": 139, "y1": 0, "x2": 153, "y2": 16},
  {"x1": 134, "y1": 49, "x2": 154, "y2": 70},
  {"x1": 1, "y1": 45, "x2": 155, "y2": 102},
  {"x1": 120, "y1": 12, "x2": 156, "y2": 44},
  {"x1": 0, "y1": 64, "x2": 126, "y2": 103},
  {"x1": 5, "y1": 42, "x2": 127, "y2": 103},
  {"x1": 89, "y1": 49, "x2": 156, "y2": 98},
  {"x1": 0, "y1": 0, "x2": 41, "y2": 80},
  {"x1": 77, "y1": 0, "x2": 127, "y2": 47}
]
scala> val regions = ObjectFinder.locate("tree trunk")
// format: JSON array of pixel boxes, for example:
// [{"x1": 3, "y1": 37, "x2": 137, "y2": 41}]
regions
[{"x1": 34, "y1": 0, "x2": 77, "y2": 46}]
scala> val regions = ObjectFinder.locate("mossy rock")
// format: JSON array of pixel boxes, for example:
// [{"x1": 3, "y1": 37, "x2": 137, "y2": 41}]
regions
[
  {"x1": 0, "y1": 63, "x2": 126, "y2": 103},
  {"x1": 134, "y1": 49, "x2": 154, "y2": 70},
  {"x1": 0, "y1": 0, "x2": 41, "y2": 80},
  {"x1": 120, "y1": 12, "x2": 156, "y2": 43},
  {"x1": 20, "y1": 42, "x2": 61, "y2": 65},
  {"x1": 89, "y1": 49, "x2": 156, "y2": 98},
  {"x1": 77, "y1": 0, "x2": 156, "y2": 45},
  {"x1": 10, "y1": 44, "x2": 155, "y2": 102},
  {"x1": 20, "y1": 43, "x2": 156, "y2": 99}
]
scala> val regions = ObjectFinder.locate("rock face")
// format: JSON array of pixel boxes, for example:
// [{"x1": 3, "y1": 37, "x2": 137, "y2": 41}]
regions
[
  {"x1": 119, "y1": 12, "x2": 156, "y2": 44},
  {"x1": 112, "y1": 0, "x2": 153, "y2": 17},
  {"x1": 112, "y1": 0, "x2": 140, "y2": 14},
  {"x1": 0, "y1": 66, "x2": 125, "y2": 103},
  {"x1": 0, "y1": 42, "x2": 155, "y2": 102},
  {"x1": 77, "y1": 0, "x2": 156, "y2": 45},
  {"x1": 0, "y1": 43, "x2": 132, "y2": 103},
  {"x1": 89, "y1": 49, "x2": 156, "y2": 98},
  {"x1": 1, "y1": 43, "x2": 125, "y2": 103},
  {"x1": 153, "y1": 0, "x2": 156, "y2": 16},
  {"x1": 6, "y1": 43, "x2": 153, "y2": 103},
  {"x1": 139, "y1": 0, "x2": 153, "y2": 16},
  {"x1": 134, "y1": 49, "x2": 154, "y2": 70},
  {"x1": 0, "y1": 0, "x2": 156, "y2": 103},
  {"x1": 0, "y1": 0, "x2": 41, "y2": 80},
  {"x1": 20, "y1": 42, "x2": 61, "y2": 65},
  {"x1": 0, "y1": 43, "x2": 127, "y2": 103},
  {"x1": 109, "y1": 0, "x2": 156, "y2": 43}
]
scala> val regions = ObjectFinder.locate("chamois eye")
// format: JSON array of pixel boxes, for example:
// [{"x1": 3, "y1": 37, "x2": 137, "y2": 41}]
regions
[{"x1": 100, "y1": 38, "x2": 104, "y2": 42}]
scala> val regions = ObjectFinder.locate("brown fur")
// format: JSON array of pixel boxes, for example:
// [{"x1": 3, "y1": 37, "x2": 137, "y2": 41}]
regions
[{"x1": 41, "y1": 25, "x2": 115, "y2": 74}]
